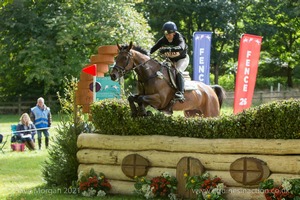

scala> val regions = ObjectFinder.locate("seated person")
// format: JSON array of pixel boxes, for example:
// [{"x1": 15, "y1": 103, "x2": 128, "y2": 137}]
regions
[{"x1": 16, "y1": 113, "x2": 36, "y2": 151}]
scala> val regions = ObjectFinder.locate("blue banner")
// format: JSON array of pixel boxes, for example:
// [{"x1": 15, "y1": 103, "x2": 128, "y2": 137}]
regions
[{"x1": 192, "y1": 32, "x2": 212, "y2": 84}]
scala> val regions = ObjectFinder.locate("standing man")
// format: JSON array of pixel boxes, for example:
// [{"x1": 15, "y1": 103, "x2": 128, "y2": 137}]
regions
[
  {"x1": 30, "y1": 97, "x2": 52, "y2": 150},
  {"x1": 150, "y1": 21, "x2": 189, "y2": 102}
]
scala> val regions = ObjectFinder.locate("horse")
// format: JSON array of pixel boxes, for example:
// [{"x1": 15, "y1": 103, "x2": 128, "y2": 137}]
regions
[{"x1": 110, "y1": 42, "x2": 226, "y2": 118}]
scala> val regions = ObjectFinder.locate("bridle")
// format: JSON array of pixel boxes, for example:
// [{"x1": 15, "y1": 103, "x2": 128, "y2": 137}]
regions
[
  {"x1": 112, "y1": 48, "x2": 164, "y2": 83},
  {"x1": 113, "y1": 49, "x2": 134, "y2": 77}
]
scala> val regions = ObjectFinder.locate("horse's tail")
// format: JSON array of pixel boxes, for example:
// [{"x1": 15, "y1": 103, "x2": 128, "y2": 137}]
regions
[{"x1": 211, "y1": 85, "x2": 226, "y2": 108}]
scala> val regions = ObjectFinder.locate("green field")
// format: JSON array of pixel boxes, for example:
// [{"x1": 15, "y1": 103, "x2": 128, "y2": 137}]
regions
[{"x1": 0, "y1": 114, "x2": 58, "y2": 199}]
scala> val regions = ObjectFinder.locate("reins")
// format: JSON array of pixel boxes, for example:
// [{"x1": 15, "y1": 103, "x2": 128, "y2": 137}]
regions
[
  {"x1": 113, "y1": 48, "x2": 175, "y2": 88},
  {"x1": 135, "y1": 54, "x2": 175, "y2": 89}
]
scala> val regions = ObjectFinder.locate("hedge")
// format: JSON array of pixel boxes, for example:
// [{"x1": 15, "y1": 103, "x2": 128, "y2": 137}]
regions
[{"x1": 91, "y1": 98, "x2": 300, "y2": 139}]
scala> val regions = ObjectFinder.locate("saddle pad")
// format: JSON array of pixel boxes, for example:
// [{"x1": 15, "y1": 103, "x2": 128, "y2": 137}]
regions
[{"x1": 184, "y1": 81, "x2": 198, "y2": 91}]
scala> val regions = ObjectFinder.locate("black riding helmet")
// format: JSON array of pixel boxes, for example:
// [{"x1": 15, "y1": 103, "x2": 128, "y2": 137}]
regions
[{"x1": 162, "y1": 21, "x2": 177, "y2": 34}]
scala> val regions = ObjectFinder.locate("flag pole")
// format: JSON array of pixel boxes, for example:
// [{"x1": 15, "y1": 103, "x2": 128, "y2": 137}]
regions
[
  {"x1": 93, "y1": 75, "x2": 96, "y2": 102},
  {"x1": 82, "y1": 64, "x2": 97, "y2": 103}
]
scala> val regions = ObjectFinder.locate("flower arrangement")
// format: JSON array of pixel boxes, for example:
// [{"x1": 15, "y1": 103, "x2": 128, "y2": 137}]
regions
[
  {"x1": 259, "y1": 178, "x2": 300, "y2": 200},
  {"x1": 185, "y1": 172, "x2": 226, "y2": 200},
  {"x1": 134, "y1": 172, "x2": 178, "y2": 199},
  {"x1": 76, "y1": 168, "x2": 111, "y2": 197}
]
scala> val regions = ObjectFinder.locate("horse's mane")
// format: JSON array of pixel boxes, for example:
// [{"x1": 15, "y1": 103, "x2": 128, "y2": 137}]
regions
[{"x1": 120, "y1": 44, "x2": 149, "y2": 56}]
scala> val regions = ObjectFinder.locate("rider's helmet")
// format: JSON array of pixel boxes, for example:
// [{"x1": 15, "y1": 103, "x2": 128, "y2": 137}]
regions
[{"x1": 162, "y1": 21, "x2": 177, "y2": 34}]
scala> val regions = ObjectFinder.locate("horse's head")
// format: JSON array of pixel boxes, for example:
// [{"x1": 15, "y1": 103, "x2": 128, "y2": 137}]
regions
[{"x1": 110, "y1": 41, "x2": 134, "y2": 81}]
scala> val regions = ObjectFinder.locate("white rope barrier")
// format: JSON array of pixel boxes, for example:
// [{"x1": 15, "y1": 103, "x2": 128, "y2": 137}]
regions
[{"x1": 0, "y1": 126, "x2": 58, "y2": 135}]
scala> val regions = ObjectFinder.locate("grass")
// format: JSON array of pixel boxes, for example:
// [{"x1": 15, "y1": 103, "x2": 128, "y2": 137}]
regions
[
  {"x1": 0, "y1": 107, "x2": 234, "y2": 199},
  {"x1": 0, "y1": 114, "x2": 144, "y2": 200},
  {"x1": 0, "y1": 114, "x2": 60, "y2": 200}
]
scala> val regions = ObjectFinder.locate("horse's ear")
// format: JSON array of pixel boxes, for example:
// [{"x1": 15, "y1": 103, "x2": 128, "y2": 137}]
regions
[
  {"x1": 116, "y1": 42, "x2": 121, "y2": 50},
  {"x1": 128, "y1": 41, "x2": 133, "y2": 50}
]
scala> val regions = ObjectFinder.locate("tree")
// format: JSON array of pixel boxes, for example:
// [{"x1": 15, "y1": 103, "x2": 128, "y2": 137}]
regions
[
  {"x1": 136, "y1": 0, "x2": 300, "y2": 88},
  {"x1": 244, "y1": 0, "x2": 300, "y2": 87},
  {"x1": 0, "y1": 0, "x2": 154, "y2": 101}
]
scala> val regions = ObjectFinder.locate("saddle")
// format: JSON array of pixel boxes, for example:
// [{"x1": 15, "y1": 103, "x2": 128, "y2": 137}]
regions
[
  {"x1": 158, "y1": 62, "x2": 197, "y2": 114},
  {"x1": 163, "y1": 62, "x2": 197, "y2": 91}
]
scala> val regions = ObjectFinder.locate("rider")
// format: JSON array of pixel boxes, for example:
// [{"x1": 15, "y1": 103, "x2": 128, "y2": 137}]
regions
[{"x1": 150, "y1": 21, "x2": 189, "y2": 102}]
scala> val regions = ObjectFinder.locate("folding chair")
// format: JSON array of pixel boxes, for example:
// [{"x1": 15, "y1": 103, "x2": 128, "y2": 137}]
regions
[
  {"x1": 0, "y1": 134, "x2": 9, "y2": 153},
  {"x1": 11, "y1": 125, "x2": 19, "y2": 142},
  {"x1": 10, "y1": 124, "x2": 26, "y2": 152}
]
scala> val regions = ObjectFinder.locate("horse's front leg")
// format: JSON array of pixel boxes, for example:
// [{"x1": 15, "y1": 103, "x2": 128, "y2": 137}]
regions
[
  {"x1": 136, "y1": 94, "x2": 162, "y2": 116},
  {"x1": 128, "y1": 95, "x2": 139, "y2": 117},
  {"x1": 136, "y1": 96, "x2": 148, "y2": 116}
]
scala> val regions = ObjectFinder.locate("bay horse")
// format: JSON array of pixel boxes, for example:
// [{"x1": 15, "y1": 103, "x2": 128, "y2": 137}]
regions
[{"x1": 110, "y1": 42, "x2": 225, "y2": 118}]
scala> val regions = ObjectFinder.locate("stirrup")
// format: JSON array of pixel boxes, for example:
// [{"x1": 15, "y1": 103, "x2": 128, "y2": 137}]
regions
[{"x1": 174, "y1": 92, "x2": 185, "y2": 102}]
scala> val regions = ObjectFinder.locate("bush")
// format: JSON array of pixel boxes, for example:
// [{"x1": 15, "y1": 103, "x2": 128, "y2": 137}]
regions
[
  {"x1": 91, "y1": 98, "x2": 300, "y2": 139},
  {"x1": 42, "y1": 77, "x2": 90, "y2": 187}
]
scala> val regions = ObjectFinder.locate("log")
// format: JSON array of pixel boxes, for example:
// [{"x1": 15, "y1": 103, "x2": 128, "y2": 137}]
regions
[
  {"x1": 78, "y1": 164, "x2": 300, "y2": 188},
  {"x1": 77, "y1": 133, "x2": 300, "y2": 155},
  {"x1": 109, "y1": 180, "x2": 135, "y2": 195},
  {"x1": 78, "y1": 164, "x2": 176, "y2": 181},
  {"x1": 224, "y1": 187, "x2": 265, "y2": 200},
  {"x1": 77, "y1": 149, "x2": 300, "y2": 174}
]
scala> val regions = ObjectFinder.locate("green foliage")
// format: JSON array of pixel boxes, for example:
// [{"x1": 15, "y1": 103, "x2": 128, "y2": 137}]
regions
[
  {"x1": 91, "y1": 99, "x2": 300, "y2": 139},
  {"x1": 136, "y1": 0, "x2": 300, "y2": 88},
  {"x1": 218, "y1": 74, "x2": 235, "y2": 90},
  {"x1": 0, "y1": 0, "x2": 154, "y2": 100},
  {"x1": 42, "y1": 77, "x2": 88, "y2": 187},
  {"x1": 133, "y1": 172, "x2": 177, "y2": 199},
  {"x1": 259, "y1": 178, "x2": 300, "y2": 200},
  {"x1": 91, "y1": 99, "x2": 136, "y2": 134},
  {"x1": 185, "y1": 172, "x2": 226, "y2": 200},
  {"x1": 259, "y1": 179, "x2": 274, "y2": 190},
  {"x1": 74, "y1": 168, "x2": 112, "y2": 197}
]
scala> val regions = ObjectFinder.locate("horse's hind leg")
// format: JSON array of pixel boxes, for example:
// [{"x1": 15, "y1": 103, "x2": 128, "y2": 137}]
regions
[{"x1": 128, "y1": 95, "x2": 138, "y2": 117}]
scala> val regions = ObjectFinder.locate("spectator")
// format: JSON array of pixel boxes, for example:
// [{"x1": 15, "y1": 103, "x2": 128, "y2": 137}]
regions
[
  {"x1": 16, "y1": 113, "x2": 36, "y2": 151},
  {"x1": 30, "y1": 97, "x2": 52, "y2": 150}
]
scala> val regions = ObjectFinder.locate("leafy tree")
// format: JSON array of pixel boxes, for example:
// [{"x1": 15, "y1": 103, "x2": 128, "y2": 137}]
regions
[
  {"x1": 136, "y1": 0, "x2": 248, "y2": 83},
  {"x1": 136, "y1": 0, "x2": 300, "y2": 88},
  {"x1": 0, "y1": 0, "x2": 154, "y2": 101},
  {"x1": 244, "y1": 0, "x2": 300, "y2": 87}
]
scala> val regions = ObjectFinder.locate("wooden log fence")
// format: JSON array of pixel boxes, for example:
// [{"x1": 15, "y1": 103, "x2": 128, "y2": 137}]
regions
[
  {"x1": 0, "y1": 96, "x2": 59, "y2": 115},
  {"x1": 77, "y1": 133, "x2": 300, "y2": 200}
]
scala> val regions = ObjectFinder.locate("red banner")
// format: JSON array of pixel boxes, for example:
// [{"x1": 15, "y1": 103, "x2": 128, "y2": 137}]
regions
[{"x1": 234, "y1": 34, "x2": 262, "y2": 114}]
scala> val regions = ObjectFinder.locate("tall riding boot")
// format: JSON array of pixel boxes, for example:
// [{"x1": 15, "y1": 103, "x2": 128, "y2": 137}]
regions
[
  {"x1": 45, "y1": 137, "x2": 49, "y2": 149},
  {"x1": 38, "y1": 138, "x2": 42, "y2": 150},
  {"x1": 175, "y1": 72, "x2": 185, "y2": 102}
]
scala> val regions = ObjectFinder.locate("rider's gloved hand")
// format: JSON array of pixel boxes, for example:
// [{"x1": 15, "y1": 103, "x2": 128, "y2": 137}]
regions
[{"x1": 159, "y1": 47, "x2": 171, "y2": 54}]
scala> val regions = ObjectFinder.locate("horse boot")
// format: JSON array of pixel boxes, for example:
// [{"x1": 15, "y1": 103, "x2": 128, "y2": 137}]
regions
[
  {"x1": 45, "y1": 137, "x2": 49, "y2": 149},
  {"x1": 175, "y1": 72, "x2": 185, "y2": 102},
  {"x1": 38, "y1": 138, "x2": 42, "y2": 150}
]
